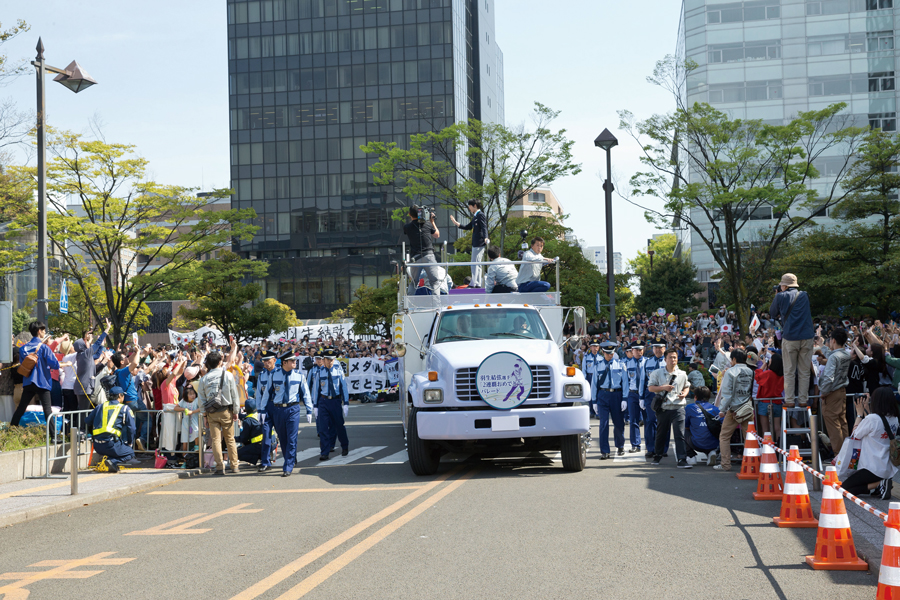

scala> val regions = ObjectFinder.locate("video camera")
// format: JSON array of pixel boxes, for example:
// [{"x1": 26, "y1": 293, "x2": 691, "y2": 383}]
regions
[{"x1": 417, "y1": 206, "x2": 431, "y2": 224}]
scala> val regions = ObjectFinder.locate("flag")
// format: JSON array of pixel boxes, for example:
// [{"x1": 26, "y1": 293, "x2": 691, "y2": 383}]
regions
[
  {"x1": 721, "y1": 324, "x2": 733, "y2": 333},
  {"x1": 750, "y1": 315, "x2": 760, "y2": 332}
]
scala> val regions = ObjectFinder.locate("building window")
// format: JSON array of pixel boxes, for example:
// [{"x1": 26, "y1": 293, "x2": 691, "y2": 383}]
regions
[
  {"x1": 707, "y1": 1, "x2": 780, "y2": 24},
  {"x1": 867, "y1": 31, "x2": 894, "y2": 51},
  {"x1": 708, "y1": 40, "x2": 781, "y2": 63},
  {"x1": 807, "y1": 0, "x2": 867, "y2": 14},
  {"x1": 807, "y1": 74, "x2": 868, "y2": 96},
  {"x1": 708, "y1": 80, "x2": 782, "y2": 103},
  {"x1": 807, "y1": 33, "x2": 866, "y2": 56},
  {"x1": 867, "y1": 0, "x2": 892, "y2": 8},
  {"x1": 870, "y1": 72, "x2": 895, "y2": 92},
  {"x1": 870, "y1": 112, "x2": 897, "y2": 131}
]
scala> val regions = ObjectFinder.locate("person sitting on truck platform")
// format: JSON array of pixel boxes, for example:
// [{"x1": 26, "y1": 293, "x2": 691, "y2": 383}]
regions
[
  {"x1": 485, "y1": 246, "x2": 518, "y2": 293},
  {"x1": 515, "y1": 237, "x2": 554, "y2": 293}
]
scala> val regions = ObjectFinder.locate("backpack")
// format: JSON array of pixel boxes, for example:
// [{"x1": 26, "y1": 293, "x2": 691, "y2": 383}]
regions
[
  {"x1": 16, "y1": 343, "x2": 40, "y2": 378},
  {"x1": 878, "y1": 415, "x2": 900, "y2": 467},
  {"x1": 202, "y1": 369, "x2": 230, "y2": 413}
]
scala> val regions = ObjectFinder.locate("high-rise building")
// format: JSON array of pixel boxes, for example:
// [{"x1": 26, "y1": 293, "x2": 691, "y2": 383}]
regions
[
  {"x1": 226, "y1": 0, "x2": 504, "y2": 318},
  {"x1": 678, "y1": 0, "x2": 892, "y2": 293},
  {"x1": 582, "y1": 246, "x2": 624, "y2": 274}
]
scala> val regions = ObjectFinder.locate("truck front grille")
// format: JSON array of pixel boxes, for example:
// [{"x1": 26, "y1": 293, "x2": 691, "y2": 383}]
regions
[{"x1": 455, "y1": 366, "x2": 552, "y2": 402}]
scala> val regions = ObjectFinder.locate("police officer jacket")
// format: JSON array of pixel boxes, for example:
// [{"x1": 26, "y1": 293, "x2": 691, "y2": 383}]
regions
[
  {"x1": 271, "y1": 367, "x2": 314, "y2": 414},
  {"x1": 239, "y1": 412, "x2": 265, "y2": 446},
  {"x1": 591, "y1": 356, "x2": 626, "y2": 402},
  {"x1": 643, "y1": 355, "x2": 665, "y2": 393},
  {"x1": 310, "y1": 364, "x2": 349, "y2": 407},
  {"x1": 255, "y1": 367, "x2": 278, "y2": 411},
  {"x1": 624, "y1": 357, "x2": 646, "y2": 398},
  {"x1": 581, "y1": 351, "x2": 601, "y2": 377}
]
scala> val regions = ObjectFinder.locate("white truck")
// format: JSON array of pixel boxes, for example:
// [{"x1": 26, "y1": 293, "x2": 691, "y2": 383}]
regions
[{"x1": 393, "y1": 259, "x2": 591, "y2": 476}]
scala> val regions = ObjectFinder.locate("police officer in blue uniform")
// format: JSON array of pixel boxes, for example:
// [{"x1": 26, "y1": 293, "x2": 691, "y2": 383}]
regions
[
  {"x1": 312, "y1": 347, "x2": 349, "y2": 461},
  {"x1": 254, "y1": 350, "x2": 278, "y2": 473},
  {"x1": 307, "y1": 350, "x2": 332, "y2": 451},
  {"x1": 269, "y1": 351, "x2": 313, "y2": 477},
  {"x1": 581, "y1": 340, "x2": 601, "y2": 418},
  {"x1": 624, "y1": 343, "x2": 646, "y2": 453},
  {"x1": 88, "y1": 386, "x2": 137, "y2": 473},
  {"x1": 592, "y1": 341, "x2": 627, "y2": 459},
  {"x1": 642, "y1": 342, "x2": 667, "y2": 458}
]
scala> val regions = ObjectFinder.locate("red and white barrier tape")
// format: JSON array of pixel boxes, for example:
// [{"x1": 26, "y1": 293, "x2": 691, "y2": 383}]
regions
[{"x1": 748, "y1": 431, "x2": 888, "y2": 522}]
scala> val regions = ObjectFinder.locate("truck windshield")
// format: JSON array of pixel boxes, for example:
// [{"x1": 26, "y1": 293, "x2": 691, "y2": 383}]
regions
[{"x1": 434, "y1": 308, "x2": 551, "y2": 343}]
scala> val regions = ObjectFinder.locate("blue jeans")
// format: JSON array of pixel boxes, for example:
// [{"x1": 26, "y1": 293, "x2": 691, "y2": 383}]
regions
[
  {"x1": 595, "y1": 389, "x2": 624, "y2": 454},
  {"x1": 518, "y1": 280, "x2": 551, "y2": 293},
  {"x1": 627, "y1": 390, "x2": 642, "y2": 448}
]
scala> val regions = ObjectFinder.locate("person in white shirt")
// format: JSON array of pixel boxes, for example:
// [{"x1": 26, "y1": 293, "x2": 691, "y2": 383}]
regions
[
  {"x1": 515, "y1": 237, "x2": 554, "y2": 293},
  {"x1": 485, "y1": 246, "x2": 519, "y2": 293},
  {"x1": 843, "y1": 388, "x2": 899, "y2": 500}
]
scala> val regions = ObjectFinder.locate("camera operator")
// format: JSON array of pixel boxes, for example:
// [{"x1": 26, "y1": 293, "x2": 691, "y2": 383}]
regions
[
  {"x1": 770, "y1": 273, "x2": 814, "y2": 408},
  {"x1": 404, "y1": 205, "x2": 441, "y2": 294},
  {"x1": 450, "y1": 200, "x2": 488, "y2": 288}
]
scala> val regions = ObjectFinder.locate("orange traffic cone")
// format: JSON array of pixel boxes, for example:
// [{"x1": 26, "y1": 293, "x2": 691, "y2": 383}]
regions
[
  {"x1": 805, "y1": 466, "x2": 868, "y2": 570},
  {"x1": 753, "y1": 432, "x2": 783, "y2": 501},
  {"x1": 877, "y1": 502, "x2": 900, "y2": 599},
  {"x1": 736, "y1": 421, "x2": 761, "y2": 480},
  {"x1": 773, "y1": 446, "x2": 818, "y2": 527}
]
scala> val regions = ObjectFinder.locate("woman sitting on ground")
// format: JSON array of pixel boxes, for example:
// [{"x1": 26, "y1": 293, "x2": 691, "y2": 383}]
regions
[{"x1": 842, "y1": 387, "x2": 898, "y2": 500}]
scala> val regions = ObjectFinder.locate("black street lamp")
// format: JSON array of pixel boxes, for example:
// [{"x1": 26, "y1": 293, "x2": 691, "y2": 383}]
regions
[
  {"x1": 32, "y1": 38, "x2": 97, "y2": 322},
  {"x1": 594, "y1": 128, "x2": 618, "y2": 342}
]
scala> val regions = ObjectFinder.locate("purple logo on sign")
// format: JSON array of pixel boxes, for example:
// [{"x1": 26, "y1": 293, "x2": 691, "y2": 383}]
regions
[{"x1": 475, "y1": 352, "x2": 533, "y2": 410}]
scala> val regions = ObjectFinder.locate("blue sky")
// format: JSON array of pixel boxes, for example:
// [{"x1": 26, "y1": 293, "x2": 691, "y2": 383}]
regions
[{"x1": 1, "y1": 0, "x2": 683, "y2": 266}]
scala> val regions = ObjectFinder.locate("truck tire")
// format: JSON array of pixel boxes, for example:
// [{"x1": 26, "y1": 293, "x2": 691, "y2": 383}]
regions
[
  {"x1": 560, "y1": 433, "x2": 587, "y2": 472},
  {"x1": 408, "y1": 407, "x2": 440, "y2": 476}
]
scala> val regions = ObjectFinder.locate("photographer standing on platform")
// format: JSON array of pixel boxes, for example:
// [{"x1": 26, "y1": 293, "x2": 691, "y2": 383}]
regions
[
  {"x1": 450, "y1": 200, "x2": 488, "y2": 288},
  {"x1": 404, "y1": 205, "x2": 441, "y2": 294},
  {"x1": 770, "y1": 273, "x2": 814, "y2": 408}
]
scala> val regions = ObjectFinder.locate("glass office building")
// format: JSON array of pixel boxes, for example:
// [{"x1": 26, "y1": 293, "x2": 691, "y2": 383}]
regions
[
  {"x1": 678, "y1": 0, "x2": 896, "y2": 294},
  {"x1": 226, "y1": 0, "x2": 504, "y2": 318}
]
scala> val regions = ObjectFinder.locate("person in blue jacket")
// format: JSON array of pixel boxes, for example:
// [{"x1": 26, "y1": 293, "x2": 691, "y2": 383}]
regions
[
  {"x1": 581, "y1": 340, "x2": 601, "y2": 418},
  {"x1": 253, "y1": 350, "x2": 278, "y2": 473},
  {"x1": 623, "y1": 342, "x2": 647, "y2": 453},
  {"x1": 312, "y1": 347, "x2": 349, "y2": 461},
  {"x1": 684, "y1": 386, "x2": 720, "y2": 466},
  {"x1": 10, "y1": 321, "x2": 60, "y2": 428},
  {"x1": 592, "y1": 341, "x2": 627, "y2": 460},
  {"x1": 642, "y1": 342, "x2": 667, "y2": 457},
  {"x1": 238, "y1": 397, "x2": 265, "y2": 466},
  {"x1": 88, "y1": 386, "x2": 137, "y2": 473}
]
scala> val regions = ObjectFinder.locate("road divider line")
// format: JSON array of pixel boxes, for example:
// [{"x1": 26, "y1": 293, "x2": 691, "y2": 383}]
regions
[
  {"x1": 230, "y1": 466, "x2": 464, "y2": 600},
  {"x1": 150, "y1": 486, "x2": 424, "y2": 496},
  {"x1": 274, "y1": 467, "x2": 477, "y2": 600}
]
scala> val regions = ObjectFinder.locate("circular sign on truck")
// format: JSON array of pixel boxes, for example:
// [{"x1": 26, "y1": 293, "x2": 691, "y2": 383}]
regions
[{"x1": 476, "y1": 352, "x2": 533, "y2": 410}]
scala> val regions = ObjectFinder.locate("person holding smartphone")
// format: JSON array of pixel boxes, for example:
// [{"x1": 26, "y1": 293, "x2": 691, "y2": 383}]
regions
[{"x1": 843, "y1": 389, "x2": 898, "y2": 499}]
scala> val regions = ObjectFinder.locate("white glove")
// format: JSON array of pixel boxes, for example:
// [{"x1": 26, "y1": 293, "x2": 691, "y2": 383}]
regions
[
  {"x1": 621, "y1": 401, "x2": 627, "y2": 412},
  {"x1": 306, "y1": 413, "x2": 312, "y2": 424},
  {"x1": 593, "y1": 403, "x2": 599, "y2": 414},
  {"x1": 342, "y1": 405, "x2": 349, "y2": 418},
  {"x1": 639, "y1": 400, "x2": 645, "y2": 410},
  {"x1": 313, "y1": 408, "x2": 318, "y2": 419}
]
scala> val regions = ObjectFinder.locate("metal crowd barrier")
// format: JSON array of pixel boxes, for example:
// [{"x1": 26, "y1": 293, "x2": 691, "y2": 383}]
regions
[{"x1": 43, "y1": 409, "x2": 94, "y2": 480}]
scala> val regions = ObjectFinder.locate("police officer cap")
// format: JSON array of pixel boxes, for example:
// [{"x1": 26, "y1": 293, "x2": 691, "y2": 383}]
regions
[
  {"x1": 109, "y1": 386, "x2": 125, "y2": 396},
  {"x1": 320, "y1": 347, "x2": 339, "y2": 358},
  {"x1": 260, "y1": 350, "x2": 277, "y2": 359},
  {"x1": 589, "y1": 340, "x2": 600, "y2": 347},
  {"x1": 651, "y1": 342, "x2": 666, "y2": 348},
  {"x1": 599, "y1": 341, "x2": 617, "y2": 352},
  {"x1": 630, "y1": 342, "x2": 644, "y2": 350},
  {"x1": 278, "y1": 350, "x2": 297, "y2": 362}
]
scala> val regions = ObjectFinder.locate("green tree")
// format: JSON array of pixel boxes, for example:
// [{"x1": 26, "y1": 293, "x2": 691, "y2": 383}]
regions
[
  {"x1": 629, "y1": 234, "x2": 704, "y2": 315},
  {"x1": 364, "y1": 102, "x2": 581, "y2": 252},
  {"x1": 333, "y1": 276, "x2": 399, "y2": 338},
  {"x1": 11, "y1": 307, "x2": 30, "y2": 336},
  {"x1": 781, "y1": 129, "x2": 900, "y2": 319},
  {"x1": 16, "y1": 131, "x2": 258, "y2": 346},
  {"x1": 620, "y1": 56, "x2": 868, "y2": 332}
]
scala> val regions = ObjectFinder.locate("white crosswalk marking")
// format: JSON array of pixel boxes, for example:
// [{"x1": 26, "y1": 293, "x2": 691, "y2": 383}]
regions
[
  {"x1": 293, "y1": 448, "x2": 324, "y2": 463},
  {"x1": 323, "y1": 446, "x2": 386, "y2": 465},
  {"x1": 373, "y1": 450, "x2": 409, "y2": 464}
]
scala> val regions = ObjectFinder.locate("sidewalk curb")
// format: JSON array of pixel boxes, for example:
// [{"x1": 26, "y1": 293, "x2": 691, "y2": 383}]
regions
[{"x1": 0, "y1": 472, "x2": 181, "y2": 530}]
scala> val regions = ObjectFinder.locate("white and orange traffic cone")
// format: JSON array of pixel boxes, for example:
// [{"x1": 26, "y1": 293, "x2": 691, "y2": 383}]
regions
[
  {"x1": 877, "y1": 502, "x2": 900, "y2": 599},
  {"x1": 773, "y1": 446, "x2": 818, "y2": 528},
  {"x1": 753, "y1": 432, "x2": 783, "y2": 501},
  {"x1": 805, "y1": 466, "x2": 867, "y2": 570},
  {"x1": 737, "y1": 421, "x2": 761, "y2": 480}
]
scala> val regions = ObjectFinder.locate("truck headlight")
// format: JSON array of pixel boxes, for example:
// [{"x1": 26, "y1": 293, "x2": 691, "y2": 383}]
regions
[
  {"x1": 564, "y1": 384, "x2": 583, "y2": 399},
  {"x1": 423, "y1": 389, "x2": 443, "y2": 403}
]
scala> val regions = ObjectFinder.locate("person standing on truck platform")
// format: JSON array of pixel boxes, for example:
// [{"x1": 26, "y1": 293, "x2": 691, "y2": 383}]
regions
[
  {"x1": 642, "y1": 343, "x2": 667, "y2": 458},
  {"x1": 624, "y1": 342, "x2": 646, "y2": 453},
  {"x1": 313, "y1": 347, "x2": 350, "y2": 461},
  {"x1": 516, "y1": 237, "x2": 554, "y2": 293},
  {"x1": 582, "y1": 340, "x2": 601, "y2": 418},
  {"x1": 450, "y1": 200, "x2": 488, "y2": 288},
  {"x1": 592, "y1": 341, "x2": 627, "y2": 459},
  {"x1": 404, "y1": 206, "x2": 441, "y2": 295}
]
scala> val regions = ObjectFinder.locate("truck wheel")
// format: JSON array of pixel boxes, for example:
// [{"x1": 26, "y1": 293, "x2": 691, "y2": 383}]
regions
[
  {"x1": 408, "y1": 407, "x2": 440, "y2": 476},
  {"x1": 560, "y1": 433, "x2": 587, "y2": 472}
]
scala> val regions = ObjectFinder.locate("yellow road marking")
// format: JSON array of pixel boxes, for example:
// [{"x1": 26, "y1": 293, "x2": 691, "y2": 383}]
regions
[
  {"x1": 230, "y1": 466, "x2": 464, "y2": 600},
  {"x1": 275, "y1": 468, "x2": 476, "y2": 600},
  {"x1": 150, "y1": 486, "x2": 425, "y2": 496},
  {"x1": 125, "y1": 503, "x2": 263, "y2": 536},
  {"x1": 0, "y1": 474, "x2": 109, "y2": 501},
  {"x1": 0, "y1": 552, "x2": 134, "y2": 598}
]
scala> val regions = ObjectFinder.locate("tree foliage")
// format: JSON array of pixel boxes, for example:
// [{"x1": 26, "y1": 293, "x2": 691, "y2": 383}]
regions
[
  {"x1": 628, "y1": 233, "x2": 704, "y2": 315},
  {"x1": 11, "y1": 307, "x2": 30, "y2": 336},
  {"x1": 363, "y1": 102, "x2": 581, "y2": 252},
  {"x1": 620, "y1": 56, "x2": 869, "y2": 331},
  {"x1": 14, "y1": 131, "x2": 258, "y2": 346}
]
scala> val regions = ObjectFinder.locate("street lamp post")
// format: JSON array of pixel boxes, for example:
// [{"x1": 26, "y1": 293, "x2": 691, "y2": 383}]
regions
[
  {"x1": 32, "y1": 38, "x2": 97, "y2": 323},
  {"x1": 594, "y1": 128, "x2": 618, "y2": 342}
]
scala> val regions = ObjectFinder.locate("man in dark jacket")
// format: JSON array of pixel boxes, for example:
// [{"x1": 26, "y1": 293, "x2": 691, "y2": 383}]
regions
[
  {"x1": 450, "y1": 200, "x2": 488, "y2": 288},
  {"x1": 770, "y1": 273, "x2": 814, "y2": 407}
]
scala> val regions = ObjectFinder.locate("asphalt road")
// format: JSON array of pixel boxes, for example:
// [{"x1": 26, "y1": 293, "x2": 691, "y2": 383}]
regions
[{"x1": 0, "y1": 403, "x2": 879, "y2": 600}]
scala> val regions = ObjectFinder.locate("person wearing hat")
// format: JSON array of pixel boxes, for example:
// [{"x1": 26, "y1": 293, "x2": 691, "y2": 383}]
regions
[
  {"x1": 237, "y1": 397, "x2": 265, "y2": 465},
  {"x1": 253, "y1": 350, "x2": 279, "y2": 473},
  {"x1": 308, "y1": 350, "x2": 333, "y2": 449},
  {"x1": 87, "y1": 386, "x2": 137, "y2": 473},
  {"x1": 311, "y1": 347, "x2": 350, "y2": 460},
  {"x1": 581, "y1": 341, "x2": 602, "y2": 418},
  {"x1": 770, "y1": 273, "x2": 814, "y2": 408},
  {"x1": 268, "y1": 350, "x2": 313, "y2": 477},
  {"x1": 624, "y1": 343, "x2": 647, "y2": 453},
  {"x1": 591, "y1": 341, "x2": 627, "y2": 459},
  {"x1": 642, "y1": 342, "x2": 667, "y2": 458}
]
